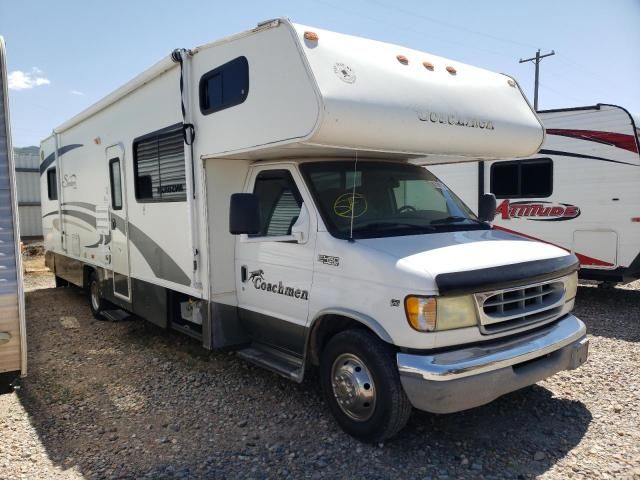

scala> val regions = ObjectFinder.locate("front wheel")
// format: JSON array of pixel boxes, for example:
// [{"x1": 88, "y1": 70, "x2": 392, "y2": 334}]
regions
[{"x1": 320, "y1": 329, "x2": 412, "y2": 442}]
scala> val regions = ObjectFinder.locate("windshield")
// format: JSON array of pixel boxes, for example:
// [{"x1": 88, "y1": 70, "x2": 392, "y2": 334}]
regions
[{"x1": 300, "y1": 161, "x2": 487, "y2": 239}]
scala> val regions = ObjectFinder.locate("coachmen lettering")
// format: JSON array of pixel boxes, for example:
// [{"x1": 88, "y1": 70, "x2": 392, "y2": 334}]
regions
[
  {"x1": 249, "y1": 270, "x2": 309, "y2": 300},
  {"x1": 418, "y1": 111, "x2": 495, "y2": 130}
]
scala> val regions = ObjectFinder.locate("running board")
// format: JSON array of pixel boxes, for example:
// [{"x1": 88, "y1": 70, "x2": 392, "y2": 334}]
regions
[
  {"x1": 170, "y1": 321, "x2": 202, "y2": 341},
  {"x1": 101, "y1": 309, "x2": 131, "y2": 322},
  {"x1": 236, "y1": 343, "x2": 304, "y2": 382}
]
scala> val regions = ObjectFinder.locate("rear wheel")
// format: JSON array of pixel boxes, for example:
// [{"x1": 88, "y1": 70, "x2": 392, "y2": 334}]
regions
[
  {"x1": 320, "y1": 329, "x2": 412, "y2": 442},
  {"x1": 88, "y1": 272, "x2": 107, "y2": 320}
]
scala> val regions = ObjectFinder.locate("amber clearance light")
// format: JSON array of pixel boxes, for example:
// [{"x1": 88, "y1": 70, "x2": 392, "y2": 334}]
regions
[
  {"x1": 422, "y1": 61, "x2": 434, "y2": 71},
  {"x1": 304, "y1": 31, "x2": 319, "y2": 41},
  {"x1": 396, "y1": 54, "x2": 409, "y2": 65}
]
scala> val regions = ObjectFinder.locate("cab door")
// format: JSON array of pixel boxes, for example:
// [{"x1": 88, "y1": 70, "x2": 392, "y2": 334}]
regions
[
  {"x1": 106, "y1": 144, "x2": 131, "y2": 301},
  {"x1": 235, "y1": 166, "x2": 316, "y2": 356}
]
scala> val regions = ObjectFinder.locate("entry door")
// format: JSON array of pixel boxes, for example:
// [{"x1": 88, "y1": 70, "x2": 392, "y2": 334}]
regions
[
  {"x1": 106, "y1": 145, "x2": 131, "y2": 300},
  {"x1": 235, "y1": 167, "x2": 316, "y2": 356}
]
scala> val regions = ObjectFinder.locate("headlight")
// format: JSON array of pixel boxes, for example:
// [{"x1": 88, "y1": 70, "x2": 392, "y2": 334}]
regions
[
  {"x1": 565, "y1": 271, "x2": 578, "y2": 301},
  {"x1": 405, "y1": 295, "x2": 477, "y2": 332}
]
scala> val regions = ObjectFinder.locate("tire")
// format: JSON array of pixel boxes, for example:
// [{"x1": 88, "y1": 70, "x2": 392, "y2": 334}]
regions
[
  {"x1": 320, "y1": 329, "x2": 412, "y2": 442},
  {"x1": 54, "y1": 275, "x2": 69, "y2": 288},
  {"x1": 88, "y1": 271, "x2": 107, "y2": 320}
]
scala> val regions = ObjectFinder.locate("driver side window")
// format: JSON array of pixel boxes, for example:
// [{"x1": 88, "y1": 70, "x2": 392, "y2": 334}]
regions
[{"x1": 252, "y1": 170, "x2": 302, "y2": 237}]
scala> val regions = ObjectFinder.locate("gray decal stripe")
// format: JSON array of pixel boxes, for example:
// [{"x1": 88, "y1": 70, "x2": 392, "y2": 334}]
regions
[
  {"x1": 62, "y1": 201, "x2": 96, "y2": 212},
  {"x1": 60, "y1": 209, "x2": 96, "y2": 227},
  {"x1": 39, "y1": 144, "x2": 83, "y2": 175},
  {"x1": 111, "y1": 213, "x2": 190, "y2": 287},
  {"x1": 84, "y1": 235, "x2": 105, "y2": 249},
  {"x1": 43, "y1": 207, "x2": 190, "y2": 287}
]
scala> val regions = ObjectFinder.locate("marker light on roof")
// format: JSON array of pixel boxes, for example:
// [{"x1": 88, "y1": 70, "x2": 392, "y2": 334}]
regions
[
  {"x1": 396, "y1": 55, "x2": 409, "y2": 65},
  {"x1": 303, "y1": 31, "x2": 319, "y2": 41},
  {"x1": 446, "y1": 66, "x2": 457, "y2": 75},
  {"x1": 422, "y1": 61, "x2": 434, "y2": 71},
  {"x1": 507, "y1": 79, "x2": 516, "y2": 87}
]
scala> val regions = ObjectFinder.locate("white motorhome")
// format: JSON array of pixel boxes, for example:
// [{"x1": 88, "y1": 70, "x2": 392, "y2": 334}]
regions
[
  {"x1": 40, "y1": 19, "x2": 588, "y2": 440},
  {"x1": 430, "y1": 104, "x2": 640, "y2": 285},
  {"x1": 0, "y1": 36, "x2": 27, "y2": 391}
]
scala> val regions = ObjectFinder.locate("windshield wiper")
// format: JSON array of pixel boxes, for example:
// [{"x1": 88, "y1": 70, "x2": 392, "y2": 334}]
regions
[
  {"x1": 352, "y1": 222, "x2": 436, "y2": 233},
  {"x1": 430, "y1": 216, "x2": 481, "y2": 225}
]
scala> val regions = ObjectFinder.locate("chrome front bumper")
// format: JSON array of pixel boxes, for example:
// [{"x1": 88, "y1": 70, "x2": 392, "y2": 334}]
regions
[{"x1": 397, "y1": 314, "x2": 588, "y2": 414}]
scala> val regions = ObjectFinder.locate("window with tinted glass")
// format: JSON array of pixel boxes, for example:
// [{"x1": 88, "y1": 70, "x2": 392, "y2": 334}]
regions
[
  {"x1": 47, "y1": 168, "x2": 57, "y2": 200},
  {"x1": 199, "y1": 56, "x2": 249, "y2": 115},
  {"x1": 133, "y1": 124, "x2": 186, "y2": 202},
  {"x1": 109, "y1": 158, "x2": 123, "y2": 210},
  {"x1": 252, "y1": 170, "x2": 302, "y2": 237},
  {"x1": 491, "y1": 158, "x2": 553, "y2": 198}
]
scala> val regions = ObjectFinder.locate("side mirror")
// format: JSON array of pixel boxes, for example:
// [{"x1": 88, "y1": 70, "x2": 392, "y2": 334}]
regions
[
  {"x1": 229, "y1": 193, "x2": 260, "y2": 235},
  {"x1": 478, "y1": 193, "x2": 497, "y2": 223}
]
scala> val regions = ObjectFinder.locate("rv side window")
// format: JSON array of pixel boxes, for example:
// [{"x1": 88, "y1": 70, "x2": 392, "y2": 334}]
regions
[
  {"x1": 199, "y1": 56, "x2": 249, "y2": 115},
  {"x1": 109, "y1": 158, "x2": 123, "y2": 210},
  {"x1": 133, "y1": 124, "x2": 187, "y2": 202},
  {"x1": 491, "y1": 158, "x2": 553, "y2": 198},
  {"x1": 252, "y1": 170, "x2": 302, "y2": 237},
  {"x1": 46, "y1": 168, "x2": 57, "y2": 200}
]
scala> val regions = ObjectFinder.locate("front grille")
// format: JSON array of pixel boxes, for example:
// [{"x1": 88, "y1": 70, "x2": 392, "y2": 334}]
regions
[{"x1": 475, "y1": 280, "x2": 565, "y2": 334}]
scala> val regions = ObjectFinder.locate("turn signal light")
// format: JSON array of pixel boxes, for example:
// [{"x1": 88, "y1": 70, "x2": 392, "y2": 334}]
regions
[
  {"x1": 396, "y1": 54, "x2": 409, "y2": 65},
  {"x1": 304, "y1": 31, "x2": 319, "y2": 41},
  {"x1": 422, "y1": 61, "x2": 434, "y2": 71},
  {"x1": 632, "y1": 217, "x2": 640, "y2": 223},
  {"x1": 405, "y1": 297, "x2": 436, "y2": 332},
  {"x1": 446, "y1": 66, "x2": 457, "y2": 75}
]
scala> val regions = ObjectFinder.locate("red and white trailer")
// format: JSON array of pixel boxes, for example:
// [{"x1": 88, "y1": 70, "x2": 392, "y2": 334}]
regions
[{"x1": 430, "y1": 104, "x2": 640, "y2": 284}]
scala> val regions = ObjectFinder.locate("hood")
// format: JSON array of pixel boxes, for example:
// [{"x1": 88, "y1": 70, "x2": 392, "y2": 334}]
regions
[{"x1": 357, "y1": 228, "x2": 575, "y2": 292}]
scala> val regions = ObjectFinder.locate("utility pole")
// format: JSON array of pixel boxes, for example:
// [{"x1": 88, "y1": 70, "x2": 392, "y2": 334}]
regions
[{"x1": 519, "y1": 49, "x2": 555, "y2": 111}]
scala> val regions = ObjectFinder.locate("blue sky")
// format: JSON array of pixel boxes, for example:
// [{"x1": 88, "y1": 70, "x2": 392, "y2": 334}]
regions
[{"x1": 2, "y1": 0, "x2": 639, "y2": 147}]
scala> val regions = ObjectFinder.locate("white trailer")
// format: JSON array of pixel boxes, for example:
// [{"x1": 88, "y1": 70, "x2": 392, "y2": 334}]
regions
[
  {"x1": 41, "y1": 19, "x2": 588, "y2": 440},
  {"x1": 0, "y1": 36, "x2": 27, "y2": 391},
  {"x1": 430, "y1": 104, "x2": 640, "y2": 284}
]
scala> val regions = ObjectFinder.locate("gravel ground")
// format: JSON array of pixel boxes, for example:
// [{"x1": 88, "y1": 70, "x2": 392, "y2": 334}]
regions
[{"x1": 1, "y1": 258, "x2": 639, "y2": 479}]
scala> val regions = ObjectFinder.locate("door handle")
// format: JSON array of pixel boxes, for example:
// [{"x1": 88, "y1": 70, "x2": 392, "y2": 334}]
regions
[
  {"x1": 111, "y1": 218, "x2": 117, "y2": 230},
  {"x1": 241, "y1": 265, "x2": 247, "y2": 283}
]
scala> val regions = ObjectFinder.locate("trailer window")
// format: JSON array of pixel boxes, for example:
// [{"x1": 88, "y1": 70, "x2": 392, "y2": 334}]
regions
[
  {"x1": 491, "y1": 158, "x2": 553, "y2": 198},
  {"x1": 109, "y1": 158, "x2": 123, "y2": 210},
  {"x1": 133, "y1": 124, "x2": 186, "y2": 202},
  {"x1": 252, "y1": 170, "x2": 302, "y2": 237},
  {"x1": 199, "y1": 56, "x2": 249, "y2": 115},
  {"x1": 46, "y1": 168, "x2": 57, "y2": 200}
]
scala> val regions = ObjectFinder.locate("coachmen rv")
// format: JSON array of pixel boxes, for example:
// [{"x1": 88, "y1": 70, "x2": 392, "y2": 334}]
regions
[
  {"x1": 430, "y1": 104, "x2": 640, "y2": 285},
  {"x1": 0, "y1": 36, "x2": 27, "y2": 392},
  {"x1": 41, "y1": 19, "x2": 588, "y2": 440}
]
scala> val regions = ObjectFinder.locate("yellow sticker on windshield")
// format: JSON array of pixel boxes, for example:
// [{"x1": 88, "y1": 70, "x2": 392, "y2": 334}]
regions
[{"x1": 334, "y1": 193, "x2": 368, "y2": 218}]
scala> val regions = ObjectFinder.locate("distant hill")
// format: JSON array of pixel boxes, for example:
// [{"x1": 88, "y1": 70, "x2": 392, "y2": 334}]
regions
[{"x1": 14, "y1": 146, "x2": 39, "y2": 155}]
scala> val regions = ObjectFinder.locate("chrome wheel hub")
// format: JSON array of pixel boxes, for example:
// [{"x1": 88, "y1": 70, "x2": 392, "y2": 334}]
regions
[
  {"x1": 331, "y1": 353, "x2": 376, "y2": 421},
  {"x1": 90, "y1": 281, "x2": 100, "y2": 311}
]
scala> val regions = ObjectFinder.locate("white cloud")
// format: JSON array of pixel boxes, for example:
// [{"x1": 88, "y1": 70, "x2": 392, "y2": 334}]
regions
[
  {"x1": 8, "y1": 68, "x2": 51, "y2": 90},
  {"x1": 70, "y1": 90, "x2": 85, "y2": 96}
]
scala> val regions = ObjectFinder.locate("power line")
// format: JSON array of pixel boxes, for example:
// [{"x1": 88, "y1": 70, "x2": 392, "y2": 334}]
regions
[
  {"x1": 314, "y1": 0, "x2": 518, "y2": 59},
  {"x1": 366, "y1": 0, "x2": 547, "y2": 51},
  {"x1": 519, "y1": 49, "x2": 555, "y2": 111}
]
